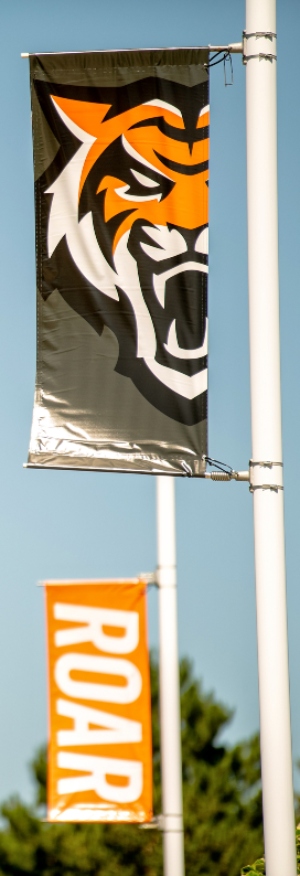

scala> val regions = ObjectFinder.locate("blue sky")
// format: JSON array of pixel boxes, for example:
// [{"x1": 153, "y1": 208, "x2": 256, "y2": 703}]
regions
[{"x1": 0, "y1": 0, "x2": 300, "y2": 804}]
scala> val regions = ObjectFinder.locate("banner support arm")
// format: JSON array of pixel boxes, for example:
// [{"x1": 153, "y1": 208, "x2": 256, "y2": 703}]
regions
[
  {"x1": 21, "y1": 43, "x2": 243, "y2": 59},
  {"x1": 208, "y1": 43, "x2": 243, "y2": 53}
]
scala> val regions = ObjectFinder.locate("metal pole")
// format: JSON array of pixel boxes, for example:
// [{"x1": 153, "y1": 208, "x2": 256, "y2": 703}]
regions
[
  {"x1": 156, "y1": 476, "x2": 185, "y2": 876},
  {"x1": 245, "y1": 1, "x2": 296, "y2": 874}
]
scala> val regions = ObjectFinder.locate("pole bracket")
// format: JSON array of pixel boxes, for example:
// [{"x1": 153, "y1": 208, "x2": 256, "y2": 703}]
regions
[
  {"x1": 244, "y1": 52, "x2": 277, "y2": 62},
  {"x1": 250, "y1": 484, "x2": 284, "y2": 493},
  {"x1": 139, "y1": 572, "x2": 159, "y2": 588},
  {"x1": 249, "y1": 460, "x2": 283, "y2": 468},
  {"x1": 243, "y1": 30, "x2": 277, "y2": 64},
  {"x1": 249, "y1": 460, "x2": 284, "y2": 493},
  {"x1": 155, "y1": 564, "x2": 177, "y2": 589},
  {"x1": 139, "y1": 813, "x2": 184, "y2": 832},
  {"x1": 244, "y1": 31, "x2": 277, "y2": 39},
  {"x1": 203, "y1": 456, "x2": 249, "y2": 482},
  {"x1": 139, "y1": 815, "x2": 162, "y2": 830}
]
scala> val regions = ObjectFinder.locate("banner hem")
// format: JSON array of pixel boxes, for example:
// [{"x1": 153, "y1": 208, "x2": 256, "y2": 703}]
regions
[
  {"x1": 26, "y1": 458, "x2": 206, "y2": 476},
  {"x1": 46, "y1": 811, "x2": 153, "y2": 823}
]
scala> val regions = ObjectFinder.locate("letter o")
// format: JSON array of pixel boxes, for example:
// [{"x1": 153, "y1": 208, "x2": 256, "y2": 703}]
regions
[{"x1": 55, "y1": 653, "x2": 142, "y2": 704}]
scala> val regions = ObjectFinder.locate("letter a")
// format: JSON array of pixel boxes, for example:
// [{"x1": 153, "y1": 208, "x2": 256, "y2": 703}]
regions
[{"x1": 57, "y1": 699, "x2": 142, "y2": 746}]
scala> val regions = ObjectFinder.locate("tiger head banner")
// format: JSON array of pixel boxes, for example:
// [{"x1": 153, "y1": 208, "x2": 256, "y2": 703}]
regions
[
  {"x1": 28, "y1": 49, "x2": 209, "y2": 475},
  {"x1": 44, "y1": 579, "x2": 152, "y2": 822}
]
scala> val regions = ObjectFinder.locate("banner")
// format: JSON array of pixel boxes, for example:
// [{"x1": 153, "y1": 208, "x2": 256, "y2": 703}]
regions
[
  {"x1": 28, "y1": 49, "x2": 209, "y2": 475},
  {"x1": 44, "y1": 579, "x2": 152, "y2": 822}
]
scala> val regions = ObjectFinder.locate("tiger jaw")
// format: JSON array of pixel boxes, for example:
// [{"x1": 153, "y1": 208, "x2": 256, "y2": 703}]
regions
[
  {"x1": 153, "y1": 263, "x2": 208, "y2": 360},
  {"x1": 113, "y1": 232, "x2": 208, "y2": 400},
  {"x1": 164, "y1": 315, "x2": 207, "y2": 360}
]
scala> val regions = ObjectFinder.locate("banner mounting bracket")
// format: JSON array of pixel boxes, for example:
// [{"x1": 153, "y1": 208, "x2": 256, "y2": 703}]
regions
[
  {"x1": 203, "y1": 456, "x2": 249, "y2": 481},
  {"x1": 205, "y1": 469, "x2": 249, "y2": 482}
]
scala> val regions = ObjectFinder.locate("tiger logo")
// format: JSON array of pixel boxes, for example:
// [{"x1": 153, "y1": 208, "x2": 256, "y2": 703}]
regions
[{"x1": 36, "y1": 77, "x2": 209, "y2": 426}]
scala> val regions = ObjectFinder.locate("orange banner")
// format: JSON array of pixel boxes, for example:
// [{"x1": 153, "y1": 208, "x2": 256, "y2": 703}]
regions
[{"x1": 45, "y1": 579, "x2": 152, "y2": 822}]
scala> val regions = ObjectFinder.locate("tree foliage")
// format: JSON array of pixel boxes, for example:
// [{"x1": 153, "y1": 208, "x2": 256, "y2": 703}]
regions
[
  {"x1": 241, "y1": 826, "x2": 300, "y2": 875},
  {"x1": 0, "y1": 656, "x2": 263, "y2": 876}
]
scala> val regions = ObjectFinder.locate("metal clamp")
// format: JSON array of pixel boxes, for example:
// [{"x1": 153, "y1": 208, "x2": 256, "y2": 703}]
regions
[
  {"x1": 139, "y1": 572, "x2": 158, "y2": 588},
  {"x1": 139, "y1": 815, "x2": 163, "y2": 830},
  {"x1": 244, "y1": 53, "x2": 277, "y2": 62},
  {"x1": 249, "y1": 459, "x2": 283, "y2": 493},
  {"x1": 243, "y1": 31, "x2": 277, "y2": 39},
  {"x1": 249, "y1": 460, "x2": 283, "y2": 468},
  {"x1": 243, "y1": 30, "x2": 277, "y2": 64},
  {"x1": 249, "y1": 483, "x2": 284, "y2": 493}
]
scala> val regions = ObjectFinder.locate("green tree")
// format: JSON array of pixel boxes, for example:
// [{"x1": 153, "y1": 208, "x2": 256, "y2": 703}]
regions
[
  {"x1": 240, "y1": 826, "x2": 300, "y2": 875},
  {"x1": 0, "y1": 657, "x2": 263, "y2": 876}
]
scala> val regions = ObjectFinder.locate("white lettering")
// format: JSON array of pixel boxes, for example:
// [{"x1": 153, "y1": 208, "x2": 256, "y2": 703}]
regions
[
  {"x1": 57, "y1": 752, "x2": 143, "y2": 803},
  {"x1": 55, "y1": 654, "x2": 142, "y2": 704},
  {"x1": 56, "y1": 699, "x2": 142, "y2": 746},
  {"x1": 54, "y1": 604, "x2": 139, "y2": 653}
]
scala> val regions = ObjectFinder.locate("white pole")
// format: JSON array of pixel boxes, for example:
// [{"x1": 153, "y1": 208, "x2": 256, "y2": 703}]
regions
[
  {"x1": 156, "y1": 476, "x2": 185, "y2": 876},
  {"x1": 245, "y1": 2, "x2": 296, "y2": 874}
]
